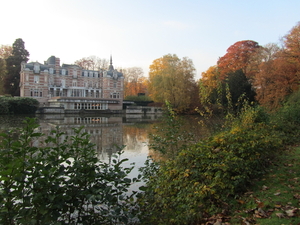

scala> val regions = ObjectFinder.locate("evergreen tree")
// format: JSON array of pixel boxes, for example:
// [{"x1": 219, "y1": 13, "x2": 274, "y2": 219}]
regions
[{"x1": 4, "y1": 38, "x2": 29, "y2": 96}]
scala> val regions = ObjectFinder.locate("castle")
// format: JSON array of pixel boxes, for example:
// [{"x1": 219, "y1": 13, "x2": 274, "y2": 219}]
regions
[{"x1": 20, "y1": 56, "x2": 124, "y2": 112}]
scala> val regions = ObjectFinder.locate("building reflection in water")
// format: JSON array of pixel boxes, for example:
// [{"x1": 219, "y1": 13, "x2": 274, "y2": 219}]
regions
[
  {"x1": 35, "y1": 114, "x2": 162, "y2": 165},
  {"x1": 36, "y1": 114, "x2": 124, "y2": 163}
]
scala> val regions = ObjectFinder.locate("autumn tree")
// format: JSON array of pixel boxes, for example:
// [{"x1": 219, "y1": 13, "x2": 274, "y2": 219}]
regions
[
  {"x1": 199, "y1": 66, "x2": 255, "y2": 112},
  {"x1": 0, "y1": 45, "x2": 13, "y2": 59},
  {"x1": 199, "y1": 65, "x2": 221, "y2": 105},
  {"x1": 122, "y1": 67, "x2": 148, "y2": 97},
  {"x1": 282, "y1": 21, "x2": 300, "y2": 77},
  {"x1": 149, "y1": 54, "x2": 196, "y2": 112},
  {"x1": 4, "y1": 38, "x2": 29, "y2": 96},
  {"x1": 74, "y1": 56, "x2": 109, "y2": 70},
  {"x1": 254, "y1": 22, "x2": 300, "y2": 109},
  {"x1": 217, "y1": 40, "x2": 262, "y2": 81}
]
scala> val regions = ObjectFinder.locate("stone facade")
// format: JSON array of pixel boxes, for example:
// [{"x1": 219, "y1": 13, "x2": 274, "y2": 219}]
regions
[{"x1": 20, "y1": 56, "x2": 124, "y2": 111}]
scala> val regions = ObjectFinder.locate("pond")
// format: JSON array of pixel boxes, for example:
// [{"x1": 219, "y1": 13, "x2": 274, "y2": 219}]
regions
[
  {"x1": 0, "y1": 113, "x2": 216, "y2": 191},
  {"x1": 0, "y1": 113, "x2": 164, "y2": 188}
]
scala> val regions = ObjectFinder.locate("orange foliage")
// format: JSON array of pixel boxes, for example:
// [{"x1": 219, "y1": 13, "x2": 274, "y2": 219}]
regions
[
  {"x1": 217, "y1": 40, "x2": 261, "y2": 80},
  {"x1": 0, "y1": 45, "x2": 12, "y2": 59},
  {"x1": 255, "y1": 55, "x2": 299, "y2": 109},
  {"x1": 123, "y1": 67, "x2": 148, "y2": 97},
  {"x1": 255, "y1": 22, "x2": 300, "y2": 109}
]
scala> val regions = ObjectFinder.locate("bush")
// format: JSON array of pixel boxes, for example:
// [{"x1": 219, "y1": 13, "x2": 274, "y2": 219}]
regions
[
  {"x1": 137, "y1": 101, "x2": 300, "y2": 224},
  {"x1": 125, "y1": 95, "x2": 152, "y2": 102},
  {"x1": 0, "y1": 97, "x2": 39, "y2": 114},
  {"x1": 0, "y1": 118, "x2": 139, "y2": 224}
]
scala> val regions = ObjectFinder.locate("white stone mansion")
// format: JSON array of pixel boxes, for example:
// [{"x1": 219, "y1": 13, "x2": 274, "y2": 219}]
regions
[{"x1": 20, "y1": 56, "x2": 124, "y2": 112}]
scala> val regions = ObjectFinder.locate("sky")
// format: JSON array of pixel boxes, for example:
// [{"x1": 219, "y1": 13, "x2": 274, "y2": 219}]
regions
[{"x1": 1, "y1": 0, "x2": 300, "y2": 80}]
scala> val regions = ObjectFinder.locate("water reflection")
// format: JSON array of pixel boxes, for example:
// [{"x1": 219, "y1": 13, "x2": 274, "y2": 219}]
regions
[{"x1": 0, "y1": 114, "x2": 162, "y2": 169}]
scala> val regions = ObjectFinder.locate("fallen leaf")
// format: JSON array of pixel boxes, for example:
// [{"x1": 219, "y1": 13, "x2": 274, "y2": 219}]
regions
[
  {"x1": 276, "y1": 212, "x2": 285, "y2": 218},
  {"x1": 274, "y1": 192, "x2": 281, "y2": 196},
  {"x1": 294, "y1": 193, "x2": 300, "y2": 199},
  {"x1": 256, "y1": 208, "x2": 268, "y2": 218},
  {"x1": 262, "y1": 185, "x2": 268, "y2": 191},
  {"x1": 286, "y1": 208, "x2": 298, "y2": 217}
]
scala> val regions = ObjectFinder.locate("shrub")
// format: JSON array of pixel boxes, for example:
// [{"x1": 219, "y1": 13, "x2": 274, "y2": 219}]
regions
[
  {"x1": 137, "y1": 103, "x2": 296, "y2": 225},
  {"x1": 0, "y1": 118, "x2": 139, "y2": 224},
  {"x1": 125, "y1": 95, "x2": 152, "y2": 102},
  {"x1": 0, "y1": 97, "x2": 39, "y2": 114}
]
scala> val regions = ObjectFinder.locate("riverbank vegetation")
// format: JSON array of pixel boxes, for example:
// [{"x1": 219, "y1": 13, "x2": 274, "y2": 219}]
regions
[
  {"x1": 137, "y1": 89, "x2": 300, "y2": 224},
  {"x1": 0, "y1": 120, "x2": 140, "y2": 224},
  {"x1": 0, "y1": 97, "x2": 39, "y2": 114}
]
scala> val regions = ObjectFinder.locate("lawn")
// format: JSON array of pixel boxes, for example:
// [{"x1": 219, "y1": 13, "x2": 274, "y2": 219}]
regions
[{"x1": 230, "y1": 145, "x2": 300, "y2": 225}]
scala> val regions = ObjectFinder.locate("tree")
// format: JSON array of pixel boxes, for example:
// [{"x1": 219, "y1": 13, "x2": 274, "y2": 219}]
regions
[
  {"x1": 122, "y1": 67, "x2": 148, "y2": 97},
  {"x1": 4, "y1": 38, "x2": 29, "y2": 96},
  {"x1": 217, "y1": 40, "x2": 262, "y2": 80},
  {"x1": 0, "y1": 59, "x2": 7, "y2": 95},
  {"x1": 282, "y1": 21, "x2": 300, "y2": 75},
  {"x1": 254, "y1": 22, "x2": 300, "y2": 110},
  {"x1": 0, "y1": 45, "x2": 12, "y2": 95},
  {"x1": 226, "y1": 69, "x2": 256, "y2": 109},
  {"x1": 199, "y1": 65, "x2": 221, "y2": 105},
  {"x1": 74, "y1": 56, "x2": 109, "y2": 70},
  {"x1": 149, "y1": 54, "x2": 196, "y2": 112},
  {"x1": 0, "y1": 45, "x2": 13, "y2": 59}
]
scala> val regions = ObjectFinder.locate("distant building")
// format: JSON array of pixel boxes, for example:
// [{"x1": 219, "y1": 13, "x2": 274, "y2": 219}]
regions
[{"x1": 20, "y1": 56, "x2": 124, "y2": 112}]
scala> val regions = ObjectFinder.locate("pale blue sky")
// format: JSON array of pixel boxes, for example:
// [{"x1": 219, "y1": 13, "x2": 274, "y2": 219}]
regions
[{"x1": 1, "y1": 0, "x2": 299, "y2": 79}]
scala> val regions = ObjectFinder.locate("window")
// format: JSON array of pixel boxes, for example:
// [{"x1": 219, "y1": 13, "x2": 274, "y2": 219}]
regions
[
  {"x1": 84, "y1": 71, "x2": 88, "y2": 77},
  {"x1": 72, "y1": 81, "x2": 77, "y2": 87},
  {"x1": 73, "y1": 69, "x2": 77, "y2": 78},
  {"x1": 110, "y1": 92, "x2": 119, "y2": 98},
  {"x1": 114, "y1": 82, "x2": 117, "y2": 88},
  {"x1": 89, "y1": 71, "x2": 93, "y2": 77},
  {"x1": 30, "y1": 89, "x2": 42, "y2": 97},
  {"x1": 61, "y1": 69, "x2": 66, "y2": 75},
  {"x1": 49, "y1": 68, "x2": 54, "y2": 74},
  {"x1": 34, "y1": 64, "x2": 40, "y2": 73},
  {"x1": 61, "y1": 79, "x2": 65, "y2": 87},
  {"x1": 34, "y1": 75, "x2": 39, "y2": 83}
]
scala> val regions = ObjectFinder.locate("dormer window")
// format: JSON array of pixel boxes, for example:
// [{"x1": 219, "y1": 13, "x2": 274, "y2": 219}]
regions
[
  {"x1": 84, "y1": 71, "x2": 88, "y2": 77},
  {"x1": 89, "y1": 71, "x2": 93, "y2": 77},
  {"x1": 73, "y1": 69, "x2": 77, "y2": 78},
  {"x1": 61, "y1": 69, "x2": 66, "y2": 75},
  {"x1": 49, "y1": 68, "x2": 54, "y2": 74},
  {"x1": 34, "y1": 63, "x2": 40, "y2": 73}
]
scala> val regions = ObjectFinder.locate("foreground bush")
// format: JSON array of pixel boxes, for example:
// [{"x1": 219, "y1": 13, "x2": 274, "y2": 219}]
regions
[
  {"x1": 0, "y1": 97, "x2": 39, "y2": 114},
  {"x1": 137, "y1": 99, "x2": 300, "y2": 224},
  {"x1": 0, "y1": 118, "x2": 139, "y2": 225}
]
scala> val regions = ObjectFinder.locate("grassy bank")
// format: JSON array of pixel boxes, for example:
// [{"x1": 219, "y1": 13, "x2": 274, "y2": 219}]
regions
[{"x1": 229, "y1": 145, "x2": 300, "y2": 225}]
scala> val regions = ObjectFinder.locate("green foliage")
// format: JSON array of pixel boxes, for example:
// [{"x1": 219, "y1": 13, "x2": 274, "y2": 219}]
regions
[
  {"x1": 149, "y1": 101, "x2": 196, "y2": 159},
  {"x1": 125, "y1": 95, "x2": 152, "y2": 102},
  {"x1": 138, "y1": 96, "x2": 300, "y2": 224},
  {"x1": 4, "y1": 38, "x2": 29, "y2": 96},
  {"x1": 0, "y1": 97, "x2": 39, "y2": 114},
  {"x1": 199, "y1": 69, "x2": 256, "y2": 115},
  {"x1": 0, "y1": 118, "x2": 139, "y2": 224}
]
